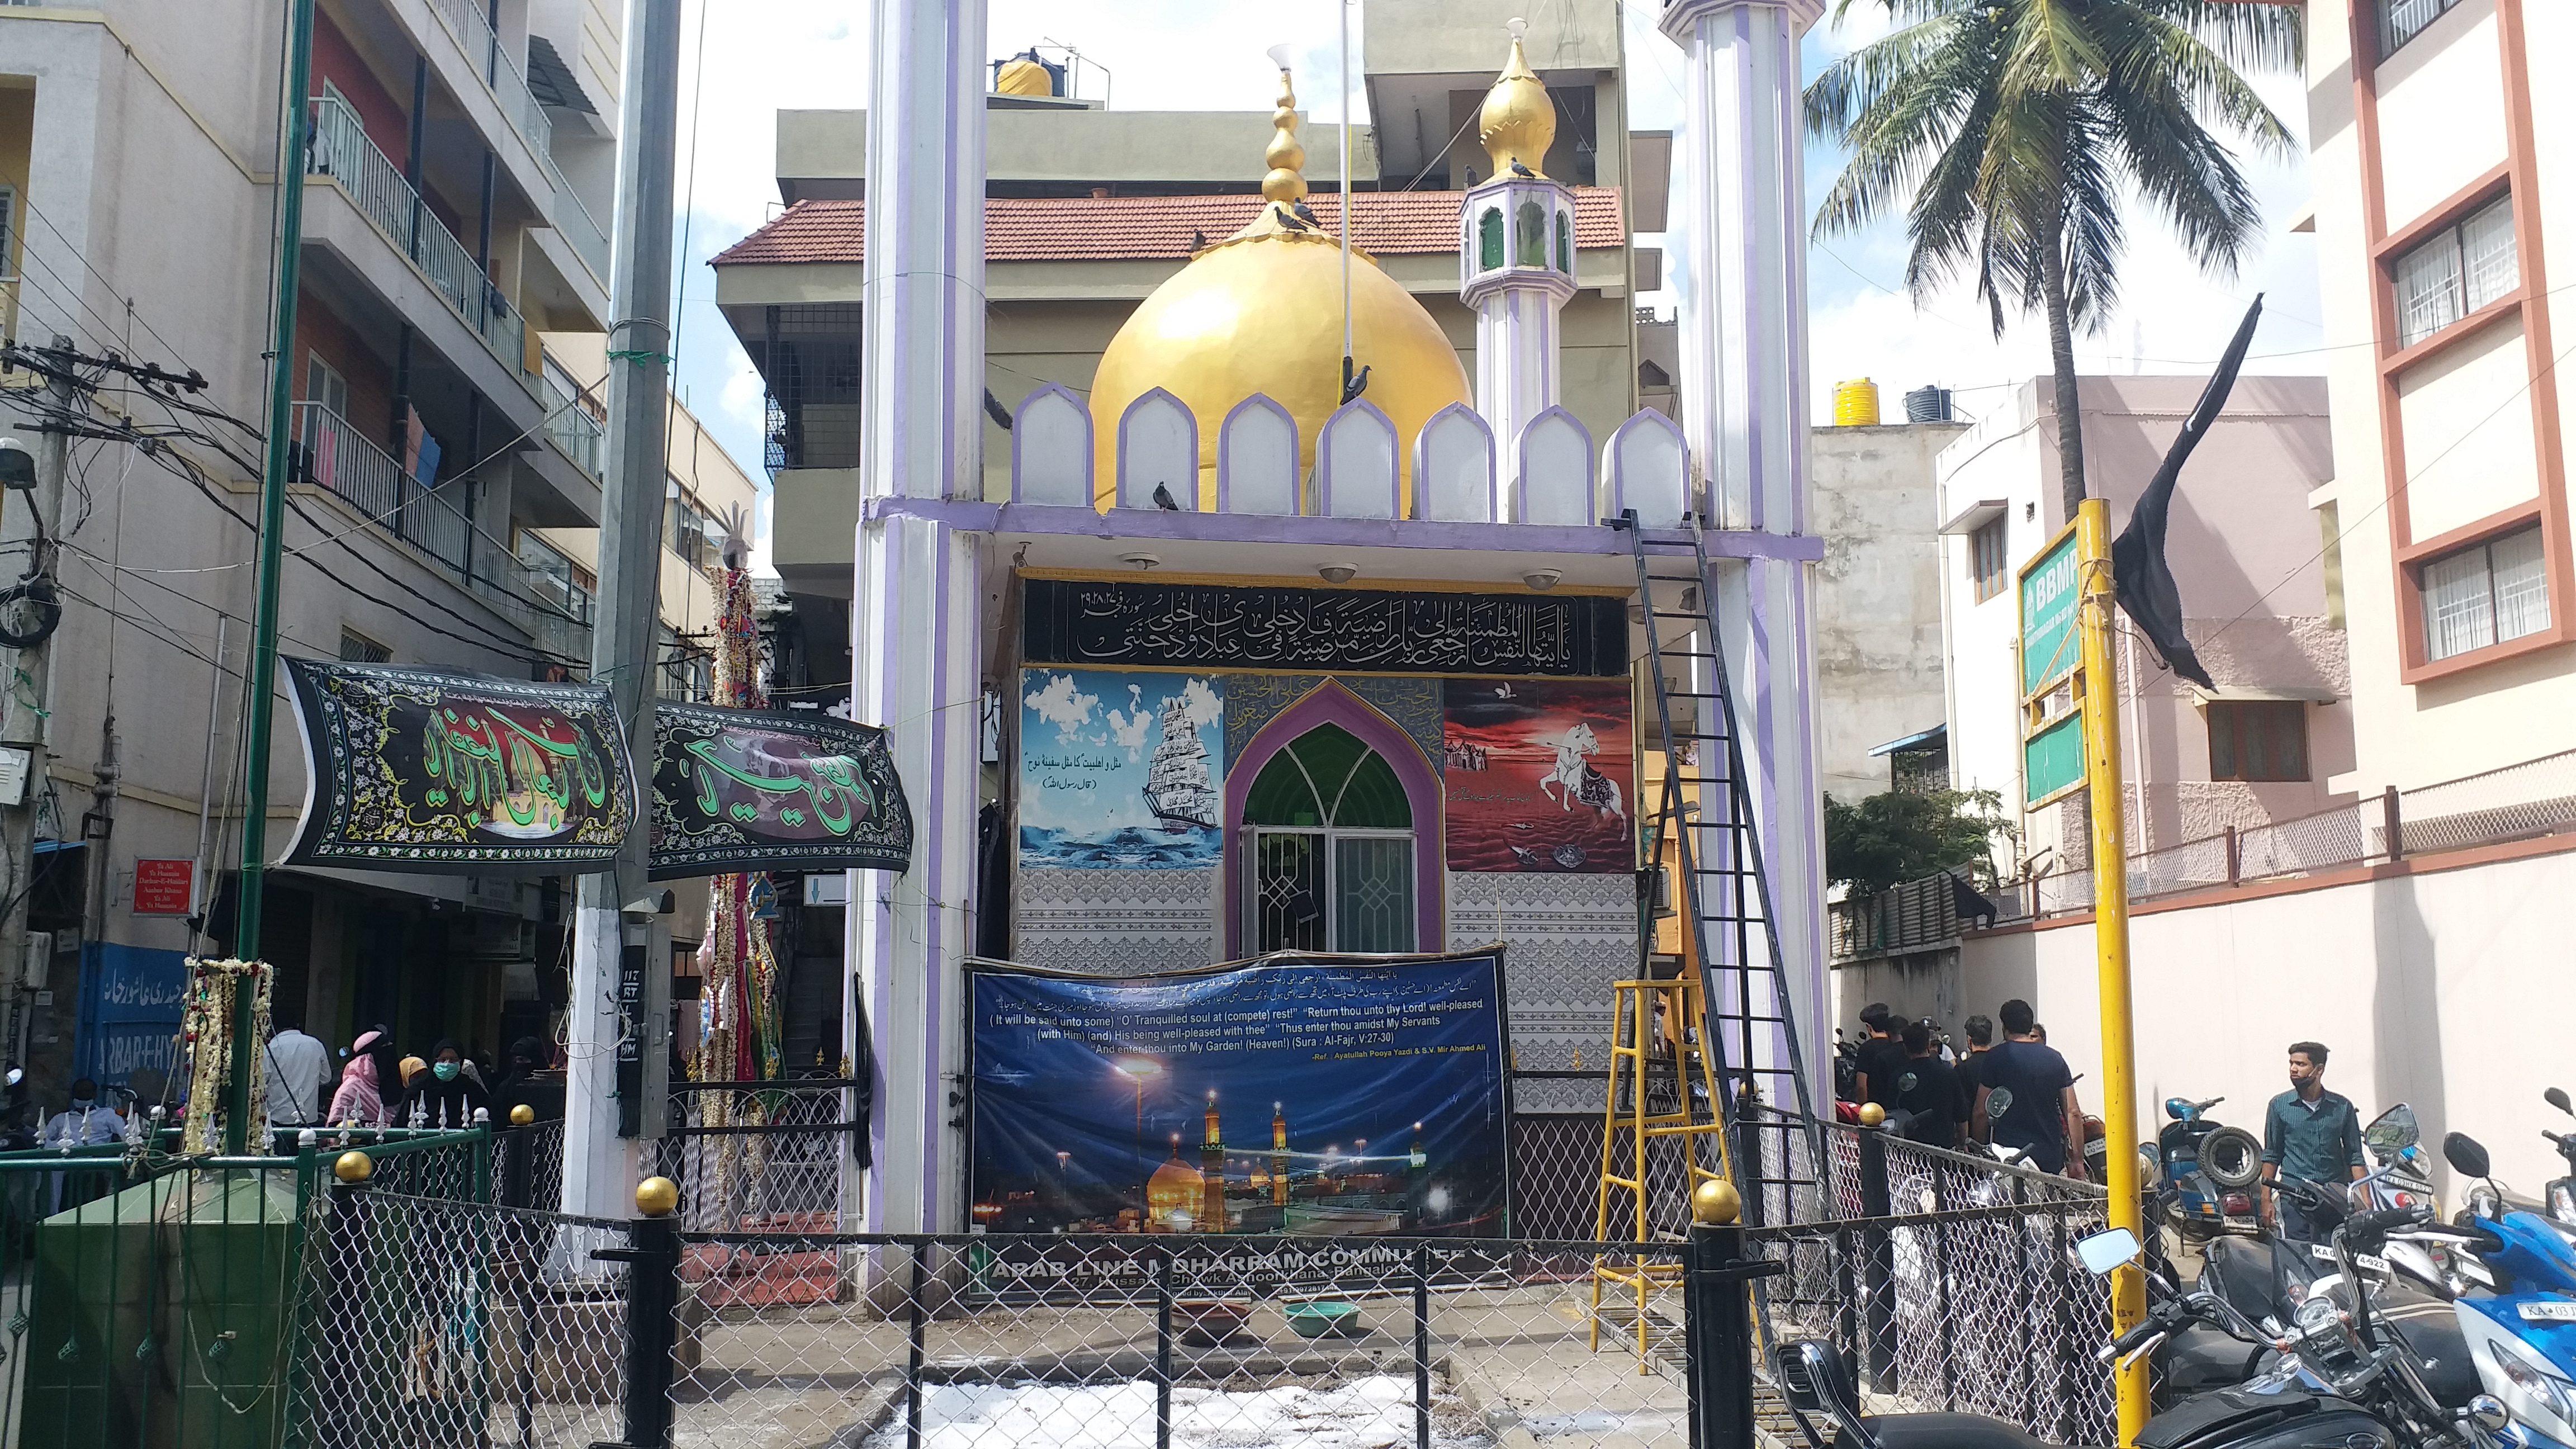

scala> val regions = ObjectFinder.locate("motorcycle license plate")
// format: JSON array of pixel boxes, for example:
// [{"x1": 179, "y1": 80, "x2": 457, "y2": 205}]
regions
[
  {"x1": 2311, "y1": 1244, "x2": 2390, "y2": 1272},
  {"x1": 2518, "y1": 1301, "x2": 2576, "y2": 1322}
]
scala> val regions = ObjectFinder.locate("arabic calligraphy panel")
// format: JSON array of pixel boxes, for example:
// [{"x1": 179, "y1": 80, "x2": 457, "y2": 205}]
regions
[
  {"x1": 1021, "y1": 579, "x2": 1627, "y2": 678},
  {"x1": 648, "y1": 703, "x2": 914, "y2": 879}
]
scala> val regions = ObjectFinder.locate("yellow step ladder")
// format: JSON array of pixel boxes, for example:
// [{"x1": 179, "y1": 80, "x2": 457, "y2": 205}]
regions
[{"x1": 1590, "y1": 976, "x2": 1732, "y2": 1367}]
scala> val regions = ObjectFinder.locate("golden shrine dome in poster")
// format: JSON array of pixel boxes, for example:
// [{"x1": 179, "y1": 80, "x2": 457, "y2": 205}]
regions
[{"x1": 1087, "y1": 68, "x2": 1471, "y2": 506}]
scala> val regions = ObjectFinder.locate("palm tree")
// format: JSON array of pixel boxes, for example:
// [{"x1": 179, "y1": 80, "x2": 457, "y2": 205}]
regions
[{"x1": 1805, "y1": 1, "x2": 2301, "y2": 517}]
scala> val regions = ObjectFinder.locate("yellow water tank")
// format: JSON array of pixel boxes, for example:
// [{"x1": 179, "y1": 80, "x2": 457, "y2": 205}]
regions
[{"x1": 1834, "y1": 378, "x2": 1881, "y2": 427}]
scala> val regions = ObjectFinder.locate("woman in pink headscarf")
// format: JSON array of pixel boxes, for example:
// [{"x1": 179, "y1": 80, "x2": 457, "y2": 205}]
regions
[{"x1": 326, "y1": 1029, "x2": 386, "y2": 1126}]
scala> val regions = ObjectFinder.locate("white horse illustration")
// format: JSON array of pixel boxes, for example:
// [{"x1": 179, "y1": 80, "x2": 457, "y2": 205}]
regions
[{"x1": 1537, "y1": 722, "x2": 1626, "y2": 822}]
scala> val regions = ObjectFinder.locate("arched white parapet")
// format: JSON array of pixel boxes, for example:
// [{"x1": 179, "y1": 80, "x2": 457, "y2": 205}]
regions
[
  {"x1": 1116, "y1": 387, "x2": 1197, "y2": 510},
  {"x1": 1606, "y1": 408, "x2": 1688, "y2": 529},
  {"x1": 1413, "y1": 404, "x2": 1496, "y2": 523},
  {"x1": 1218, "y1": 394, "x2": 1299, "y2": 515},
  {"x1": 1514, "y1": 406, "x2": 1594, "y2": 526},
  {"x1": 1317, "y1": 399, "x2": 1399, "y2": 519},
  {"x1": 1012, "y1": 384, "x2": 1092, "y2": 506}
]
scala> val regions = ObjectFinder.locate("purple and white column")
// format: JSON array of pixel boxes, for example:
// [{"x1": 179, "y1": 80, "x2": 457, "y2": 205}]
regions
[
  {"x1": 1661, "y1": 0, "x2": 1831, "y2": 1105},
  {"x1": 1459, "y1": 176, "x2": 1576, "y2": 489},
  {"x1": 850, "y1": 0, "x2": 987, "y2": 1237}
]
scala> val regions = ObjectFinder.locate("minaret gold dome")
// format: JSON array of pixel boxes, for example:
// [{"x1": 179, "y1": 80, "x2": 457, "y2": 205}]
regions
[
  {"x1": 1477, "y1": 21, "x2": 1554, "y2": 181},
  {"x1": 1087, "y1": 62, "x2": 1472, "y2": 508}
]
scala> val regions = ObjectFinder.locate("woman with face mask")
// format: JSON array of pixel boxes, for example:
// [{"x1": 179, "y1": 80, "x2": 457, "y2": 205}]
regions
[{"x1": 406, "y1": 1040, "x2": 490, "y2": 1130}]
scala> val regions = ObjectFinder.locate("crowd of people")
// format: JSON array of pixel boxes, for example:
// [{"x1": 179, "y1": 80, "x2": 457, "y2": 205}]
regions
[
  {"x1": 1839, "y1": 997, "x2": 2091, "y2": 1178},
  {"x1": 261, "y1": 1019, "x2": 564, "y2": 1131}
]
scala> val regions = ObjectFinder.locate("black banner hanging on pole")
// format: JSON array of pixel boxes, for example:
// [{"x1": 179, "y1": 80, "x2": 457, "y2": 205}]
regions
[
  {"x1": 646, "y1": 701, "x2": 913, "y2": 878},
  {"x1": 280, "y1": 659, "x2": 638, "y2": 873}
]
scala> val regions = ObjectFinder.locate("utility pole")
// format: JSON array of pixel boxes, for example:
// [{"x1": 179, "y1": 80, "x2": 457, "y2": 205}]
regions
[
  {"x1": 231, "y1": 0, "x2": 319, "y2": 1154},
  {"x1": 563, "y1": 0, "x2": 681, "y2": 1219},
  {"x1": 0, "y1": 337, "x2": 74, "y2": 1071}
]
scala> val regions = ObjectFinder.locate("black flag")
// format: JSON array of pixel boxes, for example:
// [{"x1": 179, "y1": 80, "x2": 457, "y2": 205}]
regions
[{"x1": 2109, "y1": 296, "x2": 2264, "y2": 691}]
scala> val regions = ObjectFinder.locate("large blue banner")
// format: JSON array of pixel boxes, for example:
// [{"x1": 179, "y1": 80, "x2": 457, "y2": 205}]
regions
[{"x1": 968, "y1": 953, "x2": 1509, "y2": 1242}]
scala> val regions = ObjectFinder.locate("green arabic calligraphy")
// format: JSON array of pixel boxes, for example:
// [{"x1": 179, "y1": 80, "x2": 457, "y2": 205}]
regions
[
  {"x1": 422, "y1": 704, "x2": 612, "y2": 830},
  {"x1": 683, "y1": 735, "x2": 874, "y2": 836}
]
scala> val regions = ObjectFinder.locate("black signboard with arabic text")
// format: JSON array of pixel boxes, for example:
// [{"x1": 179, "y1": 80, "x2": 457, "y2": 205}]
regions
[{"x1": 1021, "y1": 577, "x2": 1628, "y2": 677}]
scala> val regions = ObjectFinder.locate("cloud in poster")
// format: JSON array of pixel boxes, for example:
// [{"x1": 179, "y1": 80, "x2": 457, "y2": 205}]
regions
[
  {"x1": 1108, "y1": 683, "x2": 1154, "y2": 757},
  {"x1": 1025, "y1": 673, "x2": 1102, "y2": 741}
]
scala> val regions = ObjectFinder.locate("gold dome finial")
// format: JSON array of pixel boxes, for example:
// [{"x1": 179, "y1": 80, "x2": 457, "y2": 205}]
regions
[
  {"x1": 1261, "y1": 49, "x2": 1308, "y2": 205},
  {"x1": 1478, "y1": 19, "x2": 1554, "y2": 182}
]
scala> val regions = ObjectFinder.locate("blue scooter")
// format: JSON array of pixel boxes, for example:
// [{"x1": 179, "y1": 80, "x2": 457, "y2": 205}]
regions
[{"x1": 2439, "y1": 1130, "x2": 2576, "y2": 1449}]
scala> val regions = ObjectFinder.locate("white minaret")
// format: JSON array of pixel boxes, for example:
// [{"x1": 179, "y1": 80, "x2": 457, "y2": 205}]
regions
[
  {"x1": 1660, "y1": 0, "x2": 1832, "y2": 1105},
  {"x1": 851, "y1": 0, "x2": 988, "y2": 1239},
  {"x1": 1459, "y1": 21, "x2": 1579, "y2": 504}
]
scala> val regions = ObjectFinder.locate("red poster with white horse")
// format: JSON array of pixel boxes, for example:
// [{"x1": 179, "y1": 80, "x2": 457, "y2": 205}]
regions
[{"x1": 1439, "y1": 678, "x2": 1635, "y2": 874}]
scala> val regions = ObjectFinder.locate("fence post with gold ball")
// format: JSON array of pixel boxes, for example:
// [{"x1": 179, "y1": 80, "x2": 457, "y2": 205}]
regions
[{"x1": 1685, "y1": 1175, "x2": 1775, "y2": 1449}]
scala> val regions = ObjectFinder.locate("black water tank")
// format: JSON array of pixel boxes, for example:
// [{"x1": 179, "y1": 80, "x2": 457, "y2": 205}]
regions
[{"x1": 1904, "y1": 385, "x2": 1954, "y2": 423}]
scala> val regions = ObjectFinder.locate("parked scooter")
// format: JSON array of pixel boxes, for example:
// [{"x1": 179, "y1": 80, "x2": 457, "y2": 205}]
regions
[
  {"x1": 2433, "y1": 1130, "x2": 2576, "y2": 1449},
  {"x1": 1773, "y1": 1206, "x2": 2509, "y2": 1449},
  {"x1": 2539, "y1": 1088, "x2": 2576, "y2": 1229},
  {"x1": 2152, "y1": 1095, "x2": 2264, "y2": 1242}
]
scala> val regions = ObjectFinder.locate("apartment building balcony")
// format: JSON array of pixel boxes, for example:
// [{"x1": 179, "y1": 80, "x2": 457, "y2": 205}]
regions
[
  {"x1": 335, "y1": 0, "x2": 613, "y2": 324},
  {"x1": 302, "y1": 94, "x2": 601, "y2": 527},
  {"x1": 292, "y1": 401, "x2": 593, "y2": 665}
]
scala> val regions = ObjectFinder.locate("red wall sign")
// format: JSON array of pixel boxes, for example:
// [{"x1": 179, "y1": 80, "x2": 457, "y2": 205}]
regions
[{"x1": 131, "y1": 858, "x2": 195, "y2": 917}]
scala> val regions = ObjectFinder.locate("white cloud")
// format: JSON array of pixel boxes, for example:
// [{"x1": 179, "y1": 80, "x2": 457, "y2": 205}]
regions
[
  {"x1": 1023, "y1": 673, "x2": 1101, "y2": 740},
  {"x1": 1175, "y1": 676, "x2": 1222, "y2": 731}
]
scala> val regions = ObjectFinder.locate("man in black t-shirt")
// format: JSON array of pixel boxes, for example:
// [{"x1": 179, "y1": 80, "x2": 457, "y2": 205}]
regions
[
  {"x1": 1953, "y1": 1014, "x2": 1995, "y2": 1140},
  {"x1": 1972, "y1": 998, "x2": 2087, "y2": 1177},
  {"x1": 1852, "y1": 1003, "x2": 1909, "y2": 1109},
  {"x1": 1890, "y1": 1020, "x2": 1966, "y2": 1147}
]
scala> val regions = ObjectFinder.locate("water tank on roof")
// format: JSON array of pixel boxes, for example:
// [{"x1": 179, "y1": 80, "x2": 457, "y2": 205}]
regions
[
  {"x1": 1833, "y1": 378, "x2": 1881, "y2": 427},
  {"x1": 1905, "y1": 385, "x2": 1954, "y2": 423}
]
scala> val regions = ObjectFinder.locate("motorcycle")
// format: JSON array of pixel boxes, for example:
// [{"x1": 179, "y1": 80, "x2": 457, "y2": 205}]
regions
[
  {"x1": 2435, "y1": 1129, "x2": 2576, "y2": 1449},
  {"x1": 1773, "y1": 1203, "x2": 2508, "y2": 1449},
  {"x1": 2539, "y1": 1088, "x2": 2576, "y2": 1229},
  {"x1": 2297, "y1": 1105, "x2": 2468, "y2": 1301},
  {"x1": 2152, "y1": 1095, "x2": 2264, "y2": 1242}
]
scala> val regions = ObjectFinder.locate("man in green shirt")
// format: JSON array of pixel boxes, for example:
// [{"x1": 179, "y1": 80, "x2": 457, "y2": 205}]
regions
[{"x1": 2259, "y1": 1040, "x2": 2365, "y2": 1242}]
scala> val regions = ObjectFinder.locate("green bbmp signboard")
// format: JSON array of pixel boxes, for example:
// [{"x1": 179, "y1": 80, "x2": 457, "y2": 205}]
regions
[
  {"x1": 2023, "y1": 711, "x2": 2086, "y2": 808},
  {"x1": 2020, "y1": 529, "x2": 2081, "y2": 698}
]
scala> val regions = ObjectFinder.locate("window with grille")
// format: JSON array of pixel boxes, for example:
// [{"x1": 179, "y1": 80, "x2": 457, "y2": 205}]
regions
[
  {"x1": 1970, "y1": 518, "x2": 2009, "y2": 602},
  {"x1": 2379, "y1": 0, "x2": 2459, "y2": 58},
  {"x1": 2419, "y1": 524, "x2": 2550, "y2": 661},
  {"x1": 2395, "y1": 196, "x2": 2516, "y2": 348},
  {"x1": 1245, "y1": 724, "x2": 1415, "y2": 954},
  {"x1": 338, "y1": 628, "x2": 391, "y2": 664},
  {"x1": 515, "y1": 530, "x2": 594, "y2": 624},
  {"x1": 2206, "y1": 700, "x2": 2309, "y2": 783}
]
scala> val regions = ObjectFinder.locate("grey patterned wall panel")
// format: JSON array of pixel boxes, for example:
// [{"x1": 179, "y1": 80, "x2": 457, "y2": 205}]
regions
[
  {"x1": 1224, "y1": 674, "x2": 1447, "y2": 774},
  {"x1": 1450, "y1": 870, "x2": 1637, "y2": 1115},
  {"x1": 1016, "y1": 866, "x2": 1219, "y2": 974}
]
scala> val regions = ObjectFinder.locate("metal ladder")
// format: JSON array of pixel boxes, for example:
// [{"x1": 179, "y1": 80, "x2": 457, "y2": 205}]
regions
[{"x1": 1614, "y1": 509, "x2": 1832, "y2": 1228}]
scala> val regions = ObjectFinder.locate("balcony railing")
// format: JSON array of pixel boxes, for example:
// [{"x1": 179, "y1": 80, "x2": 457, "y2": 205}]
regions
[
  {"x1": 308, "y1": 96, "x2": 535, "y2": 395},
  {"x1": 539, "y1": 370, "x2": 604, "y2": 478},
  {"x1": 293, "y1": 401, "x2": 593, "y2": 662},
  {"x1": 422, "y1": 0, "x2": 557, "y2": 183},
  {"x1": 554, "y1": 180, "x2": 612, "y2": 287}
]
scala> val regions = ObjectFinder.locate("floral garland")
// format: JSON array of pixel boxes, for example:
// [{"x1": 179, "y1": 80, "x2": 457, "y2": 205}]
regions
[
  {"x1": 178, "y1": 956, "x2": 272, "y2": 1155},
  {"x1": 693, "y1": 563, "x2": 782, "y2": 1091}
]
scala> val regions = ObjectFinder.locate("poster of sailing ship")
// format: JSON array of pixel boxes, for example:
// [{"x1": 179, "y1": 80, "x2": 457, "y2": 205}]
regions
[{"x1": 1020, "y1": 669, "x2": 1225, "y2": 870}]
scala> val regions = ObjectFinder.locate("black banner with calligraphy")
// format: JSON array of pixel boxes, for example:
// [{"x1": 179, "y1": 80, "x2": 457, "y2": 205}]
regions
[
  {"x1": 1021, "y1": 578, "x2": 1628, "y2": 677},
  {"x1": 647, "y1": 702, "x2": 913, "y2": 879},
  {"x1": 282, "y1": 660, "x2": 637, "y2": 874}
]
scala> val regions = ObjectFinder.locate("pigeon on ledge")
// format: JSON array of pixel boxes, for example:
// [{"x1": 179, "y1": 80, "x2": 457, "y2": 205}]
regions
[
  {"x1": 1190, "y1": 228, "x2": 1208, "y2": 250},
  {"x1": 1291, "y1": 200, "x2": 1323, "y2": 228},
  {"x1": 1276, "y1": 205, "x2": 1314, "y2": 233},
  {"x1": 1341, "y1": 363, "x2": 1372, "y2": 405},
  {"x1": 1508, "y1": 157, "x2": 1537, "y2": 179},
  {"x1": 1152, "y1": 482, "x2": 1181, "y2": 511}
]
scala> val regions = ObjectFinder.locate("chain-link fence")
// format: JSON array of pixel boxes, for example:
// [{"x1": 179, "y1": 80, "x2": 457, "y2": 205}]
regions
[
  {"x1": 292, "y1": 1185, "x2": 633, "y2": 1449},
  {"x1": 670, "y1": 1232, "x2": 1696, "y2": 1449}
]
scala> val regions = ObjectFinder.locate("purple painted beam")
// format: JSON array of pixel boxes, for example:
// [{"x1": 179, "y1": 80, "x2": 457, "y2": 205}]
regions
[{"x1": 865, "y1": 498, "x2": 1828, "y2": 563}]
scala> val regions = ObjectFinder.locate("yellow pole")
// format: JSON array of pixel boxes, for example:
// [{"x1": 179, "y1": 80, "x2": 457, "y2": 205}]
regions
[{"x1": 2076, "y1": 498, "x2": 2147, "y2": 1445}]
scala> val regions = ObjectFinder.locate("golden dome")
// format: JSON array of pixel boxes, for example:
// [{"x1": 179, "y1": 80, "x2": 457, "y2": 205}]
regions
[
  {"x1": 996, "y1": 56, "x2": 1052, "y2": 98},
  {"x1": 1145, "y1": 1147, "x2": 1205, "y2": 1231},
  {"x1": 1478, "y1": 26, "x2": 1554, "y2": 181},
  {"x1": 1089, "y1": 66, "x2": 1472, "y2": 508}
]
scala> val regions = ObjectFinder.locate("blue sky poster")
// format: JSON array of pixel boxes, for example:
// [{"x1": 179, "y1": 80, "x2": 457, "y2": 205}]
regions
[
  {"x1": 969, "y1": 954, "x2": 1509, "y2": 1238},
  {"x1": 1019, "y1": 667, "x2": 1224, "y2": 869}
]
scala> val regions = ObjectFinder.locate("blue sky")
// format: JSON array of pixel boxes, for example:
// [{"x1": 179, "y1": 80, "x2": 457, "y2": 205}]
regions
[{"x1": 663, "y1": 2, "x2": 2330, "y2": 562}]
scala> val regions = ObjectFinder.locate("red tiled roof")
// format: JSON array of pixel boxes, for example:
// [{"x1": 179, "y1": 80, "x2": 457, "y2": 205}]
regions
[{"x1": 711, "y1": 189, "x2": 1628, "y2": 267}]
